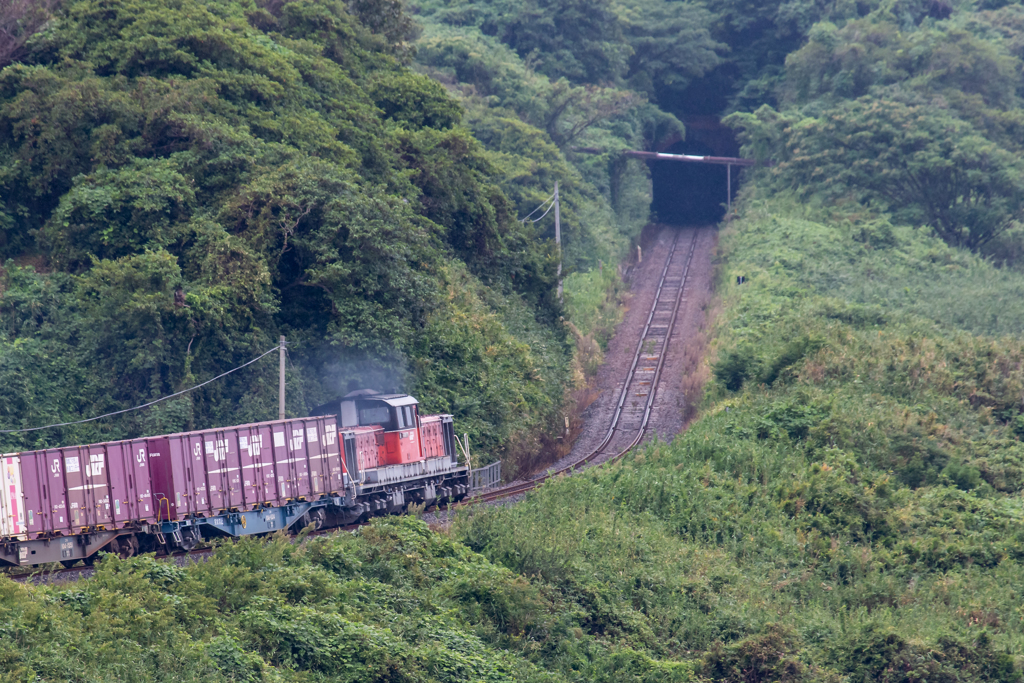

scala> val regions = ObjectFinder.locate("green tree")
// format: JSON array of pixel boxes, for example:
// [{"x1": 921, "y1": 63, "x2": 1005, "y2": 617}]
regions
[
  {"x1": 0, "y1": 0, "x2": 574, "y2": 455},
  {"x1": 416, "y1": 0, "x2": 631, "y2": 84},
  {"x1": 783, "y1": 15, "x2": 1021, "y2": 109},
  {"x1": 0, "y1": 0, "x2": 61, "y2": 67},
  {"x1": 614, "y1": 0, "x2": 724, "y2": 102},
  {"x1": 731, "y1": 98, "x2": 1024, "y2": 251}
]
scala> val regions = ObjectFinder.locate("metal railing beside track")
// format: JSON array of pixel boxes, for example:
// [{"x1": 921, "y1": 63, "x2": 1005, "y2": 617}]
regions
[{"x1": 470, "y1": 461, "x2": 502, "y2": 490}]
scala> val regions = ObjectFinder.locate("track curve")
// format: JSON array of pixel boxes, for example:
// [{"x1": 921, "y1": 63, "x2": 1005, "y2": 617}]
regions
[
  {"x1": 9, "y1": 226, "x2": 710, "y2": 583},
  {"x1": 470, "y1": 226, "x2": 702, "y2": 503}
]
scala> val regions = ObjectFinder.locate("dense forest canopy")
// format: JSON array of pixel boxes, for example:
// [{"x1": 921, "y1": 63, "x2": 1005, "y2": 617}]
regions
[
  {"x1": 6, "y1": 0, "x2": 1024, "y2": 682},
  {"x1": 0, "y1": 0, "x2": 603, "y2": 459},
  {"x1": 724, "y1": 0, "x2": 1024, "y2": 255},
  {"x1": 6, "y1": 0, "x2": 1018, "y2": 456}
]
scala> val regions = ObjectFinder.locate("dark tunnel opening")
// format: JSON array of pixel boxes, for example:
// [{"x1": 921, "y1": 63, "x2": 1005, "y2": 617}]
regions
[
  {"x1": 650, "y1": 140, "x2": 726, "y2": 226},
  {"x1": 648, "y1": 118, "x2": 742, "y2": 226}
]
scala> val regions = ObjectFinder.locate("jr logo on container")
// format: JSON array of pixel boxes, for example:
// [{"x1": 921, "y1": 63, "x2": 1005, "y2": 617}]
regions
[{"x1": 205, "y1": 440, "x2": 228, "y2": 461}]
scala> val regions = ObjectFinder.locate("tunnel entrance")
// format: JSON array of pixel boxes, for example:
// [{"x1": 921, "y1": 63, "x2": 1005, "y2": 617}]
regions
[{"x1": 648, "y1": 118, "x2": 741, "y2": 226}]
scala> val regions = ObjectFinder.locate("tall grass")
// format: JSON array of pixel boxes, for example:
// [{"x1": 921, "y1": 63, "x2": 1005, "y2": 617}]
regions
[
  {"x1": 450, "y1": 194, "x2": 1024, "y2": 681},
  {"x1": 7, "y1": 194, "x2": 1023, "y2": 682}
]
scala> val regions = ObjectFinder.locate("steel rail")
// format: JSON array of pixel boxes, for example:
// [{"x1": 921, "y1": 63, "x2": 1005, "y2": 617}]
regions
[{"x1": 470, "y1": 227, "x2": 700, "y2": 503}]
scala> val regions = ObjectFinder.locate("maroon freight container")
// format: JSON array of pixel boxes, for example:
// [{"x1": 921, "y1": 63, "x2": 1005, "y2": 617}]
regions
[
  {"x1": 237, "y1": 424, "x2": 266, "y2": 507},
  {"x1": 295, "y1": 417, "x2": 343, "y2": 498},
  {"x1": 223, "y1": 428, "x2": 245, "y2": 509},
  {"x1": 146, "y1": 416, "x2": 346, "y2": 520},
  {"x1": 304, "y1": 419, "x2": 328, "y2": 497},
  {"x1": 177, "y1": 433, "x2": 212, "y2": 517},
  {"x1": 286, "y1": 421, "x2": 312, "y2": 499},
  {"x1": 105, "y1": 439, "x2": 156, "y2": 526},
  {"x1": 256, "y1": 425, "x2": 277, "y2": 503},
  {"x1": 147, "y1": 432, "x2": 210, "y2": 521},
  {"x1": 322, "y1": 419, "x2": 344, "y2": 493},
  {"x1": 19, "y1": 449, "x2": 70, "y2": 539},
  {"x1": 60, "y1": 445, "x2": 113, "y2": 531},
  {"x1": 270, "y1": 422, "x2": 295, "y2": 500},
  {"x1": 200, "y1": 428, "x2": 244, "y2": 512},
  {"x1": 200, "y1": 431, "x2": 226, "y2": 511}
]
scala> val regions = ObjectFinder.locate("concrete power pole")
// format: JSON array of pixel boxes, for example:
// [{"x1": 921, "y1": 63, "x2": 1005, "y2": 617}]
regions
[
  {"x1": 279, "y1": 335, "x2": 286, "y2": 420},
  {"x1": 727, "y1": 163, "x2": 732, "y2": 214},
  {"x1": 554, "y1": 181, "x2": 563, "y2": 304}
]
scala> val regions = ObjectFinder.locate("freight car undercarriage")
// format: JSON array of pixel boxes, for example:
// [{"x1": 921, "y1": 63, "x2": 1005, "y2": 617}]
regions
[{"x1": 0, "y1": 468, "x2": 469, "y2": 568}]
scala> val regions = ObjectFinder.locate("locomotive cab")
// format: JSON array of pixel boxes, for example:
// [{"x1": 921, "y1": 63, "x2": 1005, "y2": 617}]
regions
[{"x1": 314, "y1": 391, "x2": 424, "y2": 466}]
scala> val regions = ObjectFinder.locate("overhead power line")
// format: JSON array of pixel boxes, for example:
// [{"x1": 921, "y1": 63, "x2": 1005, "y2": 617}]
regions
[
  {"x1": 520, "y1": 192, "x2": 555, "y2": 223},
  {"x1": 523, "y1": 199, "x2": 557, "y2": 224},
  {"x1": 0, "y1": 345, "x2": 281, "y2": 434}
]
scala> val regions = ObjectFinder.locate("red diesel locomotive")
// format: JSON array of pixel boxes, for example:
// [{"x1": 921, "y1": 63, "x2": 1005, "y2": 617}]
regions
[{"x1": 0, "y1": 391, "x2": 468, "y2": 568}]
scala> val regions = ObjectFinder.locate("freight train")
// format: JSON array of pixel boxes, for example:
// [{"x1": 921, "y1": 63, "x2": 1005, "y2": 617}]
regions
[{"x1": 0, "y1": 390, "x2": 469, "y2": 568}]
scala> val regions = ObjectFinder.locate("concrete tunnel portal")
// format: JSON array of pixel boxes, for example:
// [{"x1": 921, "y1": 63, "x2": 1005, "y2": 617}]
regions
[{"x1": 647, "y1": 118, "x2": 742, "y2": 226}]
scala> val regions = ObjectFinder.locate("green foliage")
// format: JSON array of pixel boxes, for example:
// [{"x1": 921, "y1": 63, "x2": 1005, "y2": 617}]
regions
[
  {"x1": 344, "y1": 0, "x2": 421, "y2": 61},
  {"x1": 782, "y1": 14, "x2": 1022, "y2": 108},
  {"x1": 615, "y1": 0, "x2": 724, "y2": 102},
  {"x1": 413, "y1": 20, "x2": 657, "y2": 269},
  {"x1": 408, "y1": 4, "x2": 666, "y2": 406},
  {"x1": 728, "y1": 98, "x2": 1024, "y2": 251},
  {"x1": 366, "y1": 69, "x2": 463, "y2": 129},
  {"x1": 42, "y1": 158, "x2": 196, "y2": 269},
  {"x1": 417, "y1": 0, "x2": 631, "y2": 84},
  {"x1": 702, "y1": 624, "x2": 805, "y2": 683},
  {"x1": 0, "y1": 0, "x2": 589, "y2": 457},
  {"x1": 722, "y1": 3, "x2": 1024, "y2": 256},
  {"x1": 6, "y1": 2, "x2": 1024, "y2": 681},
  {"x1": 0, "y1": 519, "x2": 573, "y2": 681},
  {"x1": 713, "y1": 344, "x2": 757, "y2": 391},
  {"x1": 413, "y1": 0, "x2": 723, "y2": 108},
  {"x1": 448, "y1": 191, "x2": 1024, "y2": 681}
]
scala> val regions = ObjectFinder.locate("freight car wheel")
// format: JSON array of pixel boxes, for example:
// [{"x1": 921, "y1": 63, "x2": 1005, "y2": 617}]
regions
[
  {"x1": 116, "y1": 536, "x2": 139, "y2": 559},
  {"x1": 301, "y1": 508, "x2": 326, "y2": 531},
  {"x1": 179, "y1": 528, "x2": 200, "y2": 552}
]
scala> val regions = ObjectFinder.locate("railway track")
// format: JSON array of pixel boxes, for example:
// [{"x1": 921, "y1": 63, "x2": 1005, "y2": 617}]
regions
[
  {"x1": 471, "y1": 226, "x2": 700, "y2": 504},
  {"x1": 8, "y1": 227, "x2": 702, "y2": 583}
]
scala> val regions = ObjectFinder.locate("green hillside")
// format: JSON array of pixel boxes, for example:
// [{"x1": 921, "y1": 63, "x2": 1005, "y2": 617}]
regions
[
  {"x1": 7, "y1": 193, "x2": 1024, "y2": 682},
  {"x1": 453, "y1": 193, "x2": 1024, "y2": 681},
  {"x1": 0, "y1": 0, "x2": 648, "y2": 463},
  {"x1": 5, "y1": 0, "x2": 1024, "y2": 681}
]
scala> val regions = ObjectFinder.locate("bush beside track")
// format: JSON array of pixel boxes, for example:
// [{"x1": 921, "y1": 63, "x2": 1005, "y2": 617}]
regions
[
  {"x1": 9, "y1": 189, "x2": 1024, "y2": 682},
  {"x1": 450, "y1": 191, "x2": 1024, "y2": 682}
]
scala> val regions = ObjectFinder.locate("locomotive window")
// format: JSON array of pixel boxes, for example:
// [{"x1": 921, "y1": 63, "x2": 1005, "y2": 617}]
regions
[
  {"x1": 404, "y1": 406, "x2": 415, "y2": 427},
  {"x1": 396, "y1": 407, "x2": 407, "y2": 429},
  {"x1": 359, "y1": 405, "x2": 390, "y2": 426}
]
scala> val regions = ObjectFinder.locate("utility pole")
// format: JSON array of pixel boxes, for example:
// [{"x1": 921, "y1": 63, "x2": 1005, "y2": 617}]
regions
[
  {"x1": 554, "y1": 181, "x2": 562, "y2": 304},
  {"x1": 278, "y1": 335, "x2": 286, "y2": 420},
  {"x1": 727, "y1": 163, "x2": 732, "y2": 214}
]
